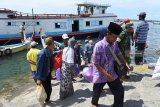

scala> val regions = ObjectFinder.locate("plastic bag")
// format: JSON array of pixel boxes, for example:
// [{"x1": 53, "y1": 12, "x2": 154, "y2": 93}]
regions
[
  {"x1": 74, "y1": 64, "x2": 80, "y2": 74},
  {"x1": 152, "y1": 57, "x2": 160, "y2": 80},
  {"x1": 56, "y1": 68, "x2": 61, "y2": 81},
  {"x1": 82, "y1": 66, "x2": 93, "y2": 82},
  {"x1": 36, "y1": 84, "x2": 47, "y2": 103},
  {"x1": 53, "y1": 51, "x2": 63, "y2": 70}
]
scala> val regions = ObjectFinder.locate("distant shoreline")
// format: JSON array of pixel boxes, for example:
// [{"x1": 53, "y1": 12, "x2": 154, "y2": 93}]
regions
[{"x1": 118, "y1": 19, "x2": 160, "y2": 22}]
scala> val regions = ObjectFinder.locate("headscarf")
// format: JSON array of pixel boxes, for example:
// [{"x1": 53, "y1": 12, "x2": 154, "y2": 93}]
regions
[
  {"x1": 96, "y1": 28, "x2": 108, "y2": 43},
  {"x1": 62, "y1": 37, "x2": 76, "y2": 64},
  {"x1": 68, "y1": 37, "x2": 76, "y2": 49}
]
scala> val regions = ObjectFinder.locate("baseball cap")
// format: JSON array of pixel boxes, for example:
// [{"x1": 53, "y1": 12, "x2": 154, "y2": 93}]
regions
[
  {"x1": 31, "y1": 41, "x2": 38, "y2": 46},
  {"x1": 85, "y1": 40, "x2": 88, "y2": 43},
  {"x1": 138, "y1": 12, "x2": 146, "y2": 16},
  {"x1": 62, "y1": 34, "x2": 69, "y2": 39},
  {"x1": 124, "y1": 18, "x2": 130, "y2": 23}
]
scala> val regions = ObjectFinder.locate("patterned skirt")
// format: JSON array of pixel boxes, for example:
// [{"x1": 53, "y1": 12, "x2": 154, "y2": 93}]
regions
[{"x1": 60, "y1": 62, "x2": 74, "y2": 99}]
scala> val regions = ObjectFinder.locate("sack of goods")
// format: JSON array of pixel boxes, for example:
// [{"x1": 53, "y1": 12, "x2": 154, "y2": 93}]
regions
[
  {"x1": 152, "y1": 57, "x2": 160, "y2": 80},
  {"x1": 56, "y1": 68, "x2": 61, "y2": 81},
  {"x1": 82, "y1": 66, "x2": 93, "y2": 82},
  {"x1": 36, "y1": 84, "x2": 47, "y2": 104},
  {"x1": 53, "y1": 51, "x2": 63, "y2": 70}
]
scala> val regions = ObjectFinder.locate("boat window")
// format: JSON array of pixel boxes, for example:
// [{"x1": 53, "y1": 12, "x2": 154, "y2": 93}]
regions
[
  {"x1": 7, "y1": 22, "x2": 11, "y2": 26},
  {"x1": 23, "y1": 22, "x2": 25, "y2": 25},
  {"x1": 37, "y1": 22, "x2": 40, "y2": 25},
  {"x1": 89, "y1": 21, "x2": 103, "y2": 26},
  {"x1": 55, "y1": 23, "x2": 60, "y2": 28},
  {"x1": 86, "y1": 21, "x2": 90, "y2": 26},
  {"x1": 99, "y1": 21, "x2": 103, "y2": 25},
  {"x1": 102, "y1": 9, "x2": 105, "y2": 14},
  {"x1": 55, "y1": 22, "x2": 66, "y2": 29}
]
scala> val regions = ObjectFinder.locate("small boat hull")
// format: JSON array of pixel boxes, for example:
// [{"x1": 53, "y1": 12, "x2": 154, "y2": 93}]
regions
[{"x1": 11, "y1": 42, "x2": 30, "y2": 53}]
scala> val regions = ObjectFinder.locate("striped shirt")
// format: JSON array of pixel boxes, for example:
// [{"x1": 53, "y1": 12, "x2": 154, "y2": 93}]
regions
[{"x1": 135, "y1": 21, "x2": 149, "y2": 43}]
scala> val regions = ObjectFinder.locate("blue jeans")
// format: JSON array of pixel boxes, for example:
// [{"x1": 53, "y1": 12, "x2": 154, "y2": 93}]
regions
[{"x1": 86, "y1": 53, "x2": 92, "y2": 63}]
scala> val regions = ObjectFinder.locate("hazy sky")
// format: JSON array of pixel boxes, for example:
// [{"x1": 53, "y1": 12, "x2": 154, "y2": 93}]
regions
[{"x1": 1, "y1": 0, "x2": 160, "y2": 20}]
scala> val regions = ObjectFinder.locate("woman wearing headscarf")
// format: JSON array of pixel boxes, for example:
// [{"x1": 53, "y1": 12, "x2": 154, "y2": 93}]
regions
[
  {"x1": 60, "y1": 37, "x2": 76, "y2": 99},
  {"x1": 96, "y1": 28, "x2": 107, "y2": 44}
]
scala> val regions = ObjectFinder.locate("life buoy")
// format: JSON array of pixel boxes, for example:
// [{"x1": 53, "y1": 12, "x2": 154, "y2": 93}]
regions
[
  {"x1": 0, "y1": 51, "x2": 3, "y2": 57},
  {"x1": 4, "y1": 49, "x2": 12, "y2": 55}
]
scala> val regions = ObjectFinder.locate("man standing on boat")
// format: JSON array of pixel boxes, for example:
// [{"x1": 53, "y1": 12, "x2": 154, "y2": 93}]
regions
[
  {"x1": 36, "y1": 37, "x2": 55, "y2": 103},
  {"x1": 19, "y1": 23, "x2": 25, "y2": 41},
  {"x1": 27, "y1": 41, "x2": 40, "y2": 82},
  {"x1": 134, "y1": 12, "x2": 149, "y2": 65},
  {"x1": 91, "y1": 22, "x2": 130, "y2": 107}
]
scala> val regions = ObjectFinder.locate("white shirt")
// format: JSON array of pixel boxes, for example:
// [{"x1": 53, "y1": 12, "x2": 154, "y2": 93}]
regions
[{"x1": 62, "y1": 47, "x2": 74, "y2": 64}]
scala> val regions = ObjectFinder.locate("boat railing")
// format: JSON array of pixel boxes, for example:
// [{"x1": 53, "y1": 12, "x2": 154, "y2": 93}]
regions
[
  {"x1": 14, "y1": 13, "x2": 80, "y2": 19},
  {"x1": 0, "y1": 8, "x2": 16, "y2": 13}
]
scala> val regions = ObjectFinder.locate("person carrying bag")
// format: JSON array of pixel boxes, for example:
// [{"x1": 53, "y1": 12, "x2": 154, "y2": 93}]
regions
[{"x1": 107, "y1": 45, "x2": 128, "y2": 80}]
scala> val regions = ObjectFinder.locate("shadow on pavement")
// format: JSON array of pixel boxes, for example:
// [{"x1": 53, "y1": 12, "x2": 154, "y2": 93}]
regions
[
  {"x1": 155, "y1": 83, "x2": 160, "y2": 87},
  {"x1": 124, "y1": 85, "x2": 136, "y2": 91},
  {"x1": 126, "y1": 72, "x2": 152, "y2": 82},
  {"x1": 124, "y1": 99, "x2": 144, "y2": 107},
  {"x1": 44, "y1": 88, "x2": 92, "y2": 107}
]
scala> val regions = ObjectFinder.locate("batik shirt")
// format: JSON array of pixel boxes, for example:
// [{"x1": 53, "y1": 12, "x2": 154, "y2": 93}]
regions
[{"x1": 92, "y1": 38, "x2": 121, "y2": 83}]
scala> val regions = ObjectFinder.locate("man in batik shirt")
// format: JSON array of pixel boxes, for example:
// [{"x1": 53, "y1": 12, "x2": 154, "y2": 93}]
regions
[{"x1": 91, "y1": 22, "x2": 130, "y2": 107}]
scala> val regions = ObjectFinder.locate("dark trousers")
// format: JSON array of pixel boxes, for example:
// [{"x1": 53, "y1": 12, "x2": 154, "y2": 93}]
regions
[
  {"x1": 42, "y1": 72, "x2": 52, "y2": 101},
  {"x1": 135, "y1": 43, "x2": 145, "y2": 65},
  {"x1": 91, "y1": 78, "x2": 124, "y2": 107}
]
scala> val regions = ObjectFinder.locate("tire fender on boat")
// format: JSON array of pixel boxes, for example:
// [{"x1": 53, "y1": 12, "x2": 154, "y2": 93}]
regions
[
  {"x1": 0, "y1": 50, "x2": 3, "y2": 57},
  {"x1": 4, "y1": 49, "x2": 12, "y2": 55}
]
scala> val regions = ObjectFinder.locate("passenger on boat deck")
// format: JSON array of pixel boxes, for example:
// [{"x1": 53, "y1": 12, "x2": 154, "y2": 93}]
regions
[
  {"x1": 26, "y1": 41, "x2": 40, "y2": 82},
  {"x1": 36, "y1": 37, "x2": 55, "y2": 103},
  {"x1": 59, "y1": 34, "x2": 69, "y2": 50}
]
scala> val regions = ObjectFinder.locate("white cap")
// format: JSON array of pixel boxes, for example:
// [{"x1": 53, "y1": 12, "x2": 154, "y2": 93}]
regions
[
  {"x1": 31, "y1": 41, "x2": 38, "y2": 47},
  {"x1": 62, "y1": 34, "x2": 69, "y2": 39},
  {"x1": 85, "y1": 40, "x2": 88, "y2": 43}
]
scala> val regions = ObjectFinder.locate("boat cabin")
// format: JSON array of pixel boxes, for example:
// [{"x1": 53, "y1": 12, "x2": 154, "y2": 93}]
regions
[{"x1": 77, "y1": 2, "x2": 111, "y2": 16}]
